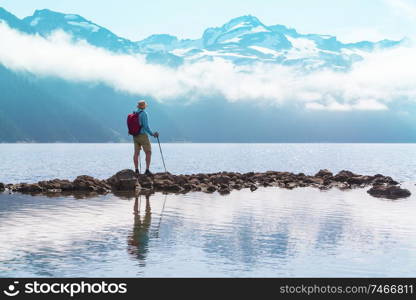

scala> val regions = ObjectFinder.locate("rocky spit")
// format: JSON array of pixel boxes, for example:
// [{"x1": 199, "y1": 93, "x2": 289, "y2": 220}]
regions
[{"x1": 0, "y1": 169, "x2": 411, "y2": 200}]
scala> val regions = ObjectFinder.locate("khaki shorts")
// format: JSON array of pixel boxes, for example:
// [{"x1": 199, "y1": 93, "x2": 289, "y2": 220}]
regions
[{"x1": 133, "y1": 134, "x2": 151, "y2": 152}]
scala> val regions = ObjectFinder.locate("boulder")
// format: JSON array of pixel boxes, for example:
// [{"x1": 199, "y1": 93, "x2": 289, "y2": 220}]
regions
[
  {"x1": 212, "y1": 175, "x2": 231, "y2": 185},
  {"x1": 182, "y1": 183, "x2": 193, "y2": 191},
  {"x1": 163, "y1": 184, "x2": 182, "y2": 193},
  {"x1": 15, "y1": 183, "x2": 43, "y2": 193},
  {"x1": 154, "y1": 172, "x2": 174, "y2": 181},
  {"x1": 285, "y1": 182, "x2": 298, "y2": 189},
  {"x1": 73, "y1": 175, "x2": 110, "y2": 193},
  {"x1": 250, "y1": 185, "x2": 258, "y2": 192},
  {"x1": 0, "y1": 183, "x2": 4, "y2": 192},
  {"x1": 347, "y1": 176, "x2": 373, "y2": 185},
  {"x1": 305, "y1": 177, "x2": 324, "y2": 185},
  {"x1": 218, "y1": 186, "x2": 231, "y2": 195},
  {"x1": 242, "y1": 172, "x2": 255, "y2": 179},
  {"x1": 38, "y1": 179, "x2": 73, "y2": 191},
  {"x1": 153, "y1": 179, "x2": 172, "y2": 189},
  {"x1": 367, "y1": 185, "x2": 411, "y2": 199},
  {"x1": 315, "y1": 169, "x2": 333, "y2": 178},
  {"x1": 253, "y1": 173, "x2": 267, "y2": 181},
  {"x1": 106, "y1": 169, "x2": 137, "y2": 191},
  {"x1": 191, "y1": 184, "x2": 202, "y2": 191},
  {"x1": 189, "y1": 179, "x2": 201, "y2": 185},
  {"x1": 232, "y1": 184, "x2": 242, "y2": 190},
  {"x1": 333, "y1": 170, "x2": 356, "y2": 182},
  {"x1": 195, "y1": 173, "x2": 209, "y2": 180},
  {"x1": 205, "y1": 185, "x2": 217, "y2": 193},
  {"x1": 372, "y1": 176, "x2": 398, "y2": 186},
  {"x1": 173, "y1": 175, "x2": 189, "y2": 185}
]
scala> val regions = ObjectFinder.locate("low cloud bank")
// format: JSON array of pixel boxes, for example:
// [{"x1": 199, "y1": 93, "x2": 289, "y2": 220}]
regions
[{"x1": 0, "y1": 22, "x2": 415, "y2": 111}]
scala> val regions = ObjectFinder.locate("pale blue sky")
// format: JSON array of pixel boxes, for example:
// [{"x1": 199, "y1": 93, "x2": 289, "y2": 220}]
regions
[{"x1": 0, "y1": 0, "x2": 415, "y2": 42}]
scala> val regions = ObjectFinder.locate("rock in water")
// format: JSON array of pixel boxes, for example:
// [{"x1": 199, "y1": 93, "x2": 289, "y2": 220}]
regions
[
  {"x1": 106, "y1": 169, "x2": 138, "y2": 191},
  {"x1": 250, "y1": 185, "x2": 258, "y2": 192},
  {"x1": 314, "y1": 169, "x2": 333, "y2": 178},
  {"x1": 206, "y1": 185, "x2": 217, "y2": 193},
  {"x1": 19, "y1": 183, "x2": 43, "y2": 193},
  {"x1": 0, "y1": 183, "x2": 4, "y2": 192},
  {"x1": 218, "y1": 184, "x2": 231, "y2": 195},
  {"x1": 347, "y1": 176, "x2": 373, "y2": 185},
  {"x1": 4, "y1": 169, "x2": 410, "y2": 199},
  {"x1": 38, "y1": 179, "x2": 73, "y2": 191},
  {"x1": 333, "y1": 170, "x2": 356, "y2": 182},
  {"x1": 73, "y1": 175, "x2": 110, "y2": 193},
  {"x1": 367, "y1": 185, "x2": 411, "y2": 200}
]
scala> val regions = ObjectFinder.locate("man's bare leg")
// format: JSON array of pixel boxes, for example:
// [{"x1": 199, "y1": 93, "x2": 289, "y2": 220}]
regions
[
  {"x1": 134, "y1": 149, "x2": 140, "y2": 171},
  {"x1": 145, "y1": 150, "x2": 151, "y2": 171}
]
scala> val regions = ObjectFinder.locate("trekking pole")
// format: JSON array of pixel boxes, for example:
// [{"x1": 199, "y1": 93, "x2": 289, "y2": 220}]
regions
[{"x1": 157, "y1": 136, "x2": 167, "y2": 173}]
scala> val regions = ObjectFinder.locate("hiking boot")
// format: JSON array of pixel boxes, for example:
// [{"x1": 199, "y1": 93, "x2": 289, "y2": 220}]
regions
[
  {"x1": 145, "y1": 169, "x2": 153, "y2": 177},
  {"x1": 135, "y1": 169, "x2": 140, "y2": 176}
]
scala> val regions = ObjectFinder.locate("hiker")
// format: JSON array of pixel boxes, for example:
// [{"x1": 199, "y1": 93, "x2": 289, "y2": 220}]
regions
[{"x1": 129, "y1": 100, "x2": 159, "y2": 176}]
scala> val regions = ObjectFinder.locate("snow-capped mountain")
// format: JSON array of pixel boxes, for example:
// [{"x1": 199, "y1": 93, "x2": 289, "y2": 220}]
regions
[
  {"x1": 0, "y1": 8, "x2": 403, "y2": 70},
  {"x1": 0, "y1": 7, "x2": 34, "y2": 34},
  {"x1": 22, "y1": 9, "x2": 136, "y2": 52}
]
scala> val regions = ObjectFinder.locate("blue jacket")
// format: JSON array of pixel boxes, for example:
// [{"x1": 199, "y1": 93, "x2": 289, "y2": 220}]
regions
[{"x1": 136, "y1": 109, "x2": 154, "y2": 136}]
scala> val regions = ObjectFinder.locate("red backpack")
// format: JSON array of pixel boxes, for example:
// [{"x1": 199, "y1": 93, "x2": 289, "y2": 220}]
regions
[{"x1": 127, "y1": 111, "x2": 143, "y2": 136}]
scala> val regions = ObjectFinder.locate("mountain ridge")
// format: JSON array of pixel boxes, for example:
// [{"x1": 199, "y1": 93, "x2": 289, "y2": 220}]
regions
[{"x1": 0, "y1": 8, "x2": 403, "y2": 69}]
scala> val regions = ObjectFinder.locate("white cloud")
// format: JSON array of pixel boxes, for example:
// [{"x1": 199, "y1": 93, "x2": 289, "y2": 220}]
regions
[
  {"x1": 0, "y1": 22, "x2": 416, "y2": 111},
  {"x1": 386, "y1": 0, "x2": 416, "y2": 20},
  {"x1": 306, "y1": 99, "x2": 388, "y2": 111},
  {"x1": 335, "y1": 27, "x2": 397, "y2": 44}
]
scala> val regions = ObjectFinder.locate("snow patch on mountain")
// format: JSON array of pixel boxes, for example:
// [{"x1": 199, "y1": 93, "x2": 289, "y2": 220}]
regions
[
  {"x1": 221, "y1": 37, "x2": 241, "y2": 44},
  {"x1": 67, "y1": 21, "x2": 100, "y2": 32},
  {"x1": 249, "y1": 46, "x2": 280, "y2": 56},
  {"x1": 172, "y1": 48, "x2": 194, "y2": 56},
  {"x1": 249, "y1": 26, "x2": 270, "y2": 34},
  {"x1": 64, "y1": 14, "x2": 80, "y2": 20},
  {"x1": 285, "y1": 36, "x2": 319, "y2": 59},
  {"x1": 190, "y1": 49, "x2": 258, "y2": 60},
  {"x1": 228, "y1": 22, "x2": 248, "y2": 31},
  {"x1": 29, "y1": 17, "x2": 40, "y2": 26}
]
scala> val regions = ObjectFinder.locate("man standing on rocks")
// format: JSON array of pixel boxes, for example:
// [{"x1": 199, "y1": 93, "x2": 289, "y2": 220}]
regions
[{"x1": 133, "y1": 100, "x2": 159, "y2": 176}]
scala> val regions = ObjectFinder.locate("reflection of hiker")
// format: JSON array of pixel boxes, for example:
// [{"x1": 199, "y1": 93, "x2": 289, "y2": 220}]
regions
[
  {"x1": 127, "y1": 100, "x2": 159, "y2": 176},
  {"x1": 128, "y1": 194, "x2": 152, "y2": 265}
]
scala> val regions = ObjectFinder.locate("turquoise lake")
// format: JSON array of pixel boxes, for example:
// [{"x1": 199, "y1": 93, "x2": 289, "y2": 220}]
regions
[{"x1": 0, "y1": 143, "x2": 415, "y2": 277}]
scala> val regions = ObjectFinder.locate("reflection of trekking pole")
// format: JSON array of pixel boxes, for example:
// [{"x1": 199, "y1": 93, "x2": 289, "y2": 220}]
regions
[
  {"x1": 157, "y1": 136, "x2": 167, "y2": 173},
  {"x1": 156, "y1": 193, "x2": 168, "y2": 238}
]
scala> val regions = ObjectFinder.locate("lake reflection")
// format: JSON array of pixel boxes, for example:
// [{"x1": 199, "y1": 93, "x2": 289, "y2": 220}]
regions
[
  {"x1": 0, "y1": 185, "x2": 416, "y2": 277},
  {"x1": 128, "y1": 194, "x2": 161, "y2": 266}
]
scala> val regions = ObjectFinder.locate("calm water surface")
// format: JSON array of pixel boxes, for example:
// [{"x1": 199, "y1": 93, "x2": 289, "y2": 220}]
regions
[
  {"x1": 1, "y1": 186, "x2": 415, "y2": 277},
  {"x1": 0, "y1": 143, "x2": 415, "y2": 277},
  {"x1": 1, "y1": 143, "x2": 416, "y2": 183}
]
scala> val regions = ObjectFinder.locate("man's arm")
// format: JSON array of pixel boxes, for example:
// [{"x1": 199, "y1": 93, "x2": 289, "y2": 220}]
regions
[{"x1": 140, "y1": 112, "x2": 154, "y2": 136}]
